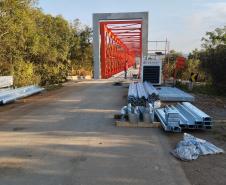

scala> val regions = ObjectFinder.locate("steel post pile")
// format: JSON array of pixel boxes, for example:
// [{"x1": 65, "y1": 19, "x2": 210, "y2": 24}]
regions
[
  {"x1": 143, "y1": 81, "x2": 159, "y2": 102},
  {"x1": 155, "y1": 102, "x2": 212, "y2": 132},
  {"x1": 155, "y1": 106, "x2": 181, "y2": 132},
  {"x1": 128, "y1": 83, "x2": 138, "y2": 106},
  {"x1": 128, "y1": 82, "x2": 149, "y2": 106},
  {"x1": 181, "y1": 102, "x2": 212, "y2": 128},
  {"x1": 165, "y1": 106, "x2": 183, "y2": 132},
  {"x1": 136, "y1": 82, "x2": 148, "y2": 106},
  {"x1": 175, "y1": 104, "x2": 201, "y2": 129},
  {"x1": 0, "y1": 85, "x2": 44, "y2": 105},
  {"x1": 128, "y1": 82, "x2": 159, "y2": 107}
]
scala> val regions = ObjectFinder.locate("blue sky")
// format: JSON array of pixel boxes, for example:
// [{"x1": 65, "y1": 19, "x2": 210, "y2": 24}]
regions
[{"x1": 38, "y1": 0, "x2": 226, "y2": 53}]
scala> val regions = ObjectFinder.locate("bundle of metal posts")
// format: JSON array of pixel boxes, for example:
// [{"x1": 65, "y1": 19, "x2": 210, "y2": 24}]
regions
[
  {"x1": 136, "y1": 82, "x2": 148, "y2": 106},
  {"x1": 128, "y1": 82, "x2": 149, "y2": 106},
  {"x1": 128, "y1": 82, "x2": 138, "y2": 106},
  {"x1": 155, "y1": 106, "x2": 182, "y2": 132},
  {"x1": 155, "y1": 102, "x2": 212, "y2": 132},
  {"x1": 128, "y1": 82, "x2": 194, "y2": 104},
  {"x1": 143, "y1": 81, "x2": 159, "y2": 102},
  {"x1": 0, "y1": 85, "x2": 44, "y2": 105},
  {"x1": 177, "y1": 102, "x2": 212, "y2": 128}
]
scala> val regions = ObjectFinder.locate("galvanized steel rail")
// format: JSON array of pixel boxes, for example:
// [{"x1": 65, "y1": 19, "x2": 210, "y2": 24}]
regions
[
  {"x1": 0, "y1": 85, "x2": 44, "y2": 105},
  {"x1": 155, "y1": 102, "x2": 212, "y2": 132}
]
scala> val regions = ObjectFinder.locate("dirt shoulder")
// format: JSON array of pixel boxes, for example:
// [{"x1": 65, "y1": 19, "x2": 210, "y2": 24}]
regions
[{"x1": 168, "y1": 93, "x2": 226, "y2": 185}]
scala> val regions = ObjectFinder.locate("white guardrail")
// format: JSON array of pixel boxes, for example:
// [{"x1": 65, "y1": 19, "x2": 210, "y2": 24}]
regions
[
  {"x1": 0, "y1": 76, "x2": 13, "y2": 88},
  {"x1": 0, "y1": 85, "x2": 44, "y2": 105}
]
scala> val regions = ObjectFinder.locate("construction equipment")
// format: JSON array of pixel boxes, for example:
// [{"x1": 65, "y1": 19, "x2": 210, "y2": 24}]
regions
[{"x1": 141, "y1": 59, "x2": 162, "y2": 85}]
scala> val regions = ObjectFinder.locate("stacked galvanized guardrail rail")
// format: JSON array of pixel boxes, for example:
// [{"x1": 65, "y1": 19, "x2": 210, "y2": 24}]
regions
[
  {"x1": 127, "y1": 81, "x2": 212, "y2": 132},
  {"x1": 155, "y1": 102, "x2": 212, "y2": 132},
  {"x1": 128, "y1": 82, "x2": 159, "y2": 106},
  {"x1": 143, "y1": 81, "x2": 159, "y2": 103},
  {"x1": 128, "y1": 82, "x2": 138, "y2": 106},
  {"x1": 128, "y1": 82, "x2": 194, "y2": 105},
  {"x1": 0, "y1": 85, "x2": 44, "y2": 105}
]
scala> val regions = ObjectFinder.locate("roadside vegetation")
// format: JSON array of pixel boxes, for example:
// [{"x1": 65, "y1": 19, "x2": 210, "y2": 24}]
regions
[
  {"x1": 0, "y1": 0, "x2": 93, "y2": 87},
  {"x1": 166, "y1": 26, "x2": 226, "y2": 96},
  {"x1": 0, "y1": 0, "x2": 225, "y2": 96}
]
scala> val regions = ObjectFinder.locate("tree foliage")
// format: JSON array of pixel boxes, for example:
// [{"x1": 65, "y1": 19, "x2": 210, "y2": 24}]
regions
[
  {"x1": 163, "y1": 49, "x2": 206, "y2": 81},
  {"x1": 0, "y1": 0, "x2": 93, "y2": 87},
  {"x1": 199, "y1": 26, "x2": 226, "y2": 92},
  {"x1": 164, "y1": 50, "x2": 182, "y2": 78}
]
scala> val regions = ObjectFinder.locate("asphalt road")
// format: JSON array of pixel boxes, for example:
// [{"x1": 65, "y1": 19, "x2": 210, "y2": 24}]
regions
[{"x1": 0, "y1": 81, "x2": 190, "y2": 185}]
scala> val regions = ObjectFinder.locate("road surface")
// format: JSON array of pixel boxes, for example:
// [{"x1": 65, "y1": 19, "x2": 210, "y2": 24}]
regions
[{"x1": 0, "y1": 81, "x2": 190, "y2": 185}]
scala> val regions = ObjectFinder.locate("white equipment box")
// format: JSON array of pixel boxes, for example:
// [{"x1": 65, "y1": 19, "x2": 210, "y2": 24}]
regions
[
  {"x1": 0, "y1": 76, "x2": 13, "y2": 88},
  {"x1": 141, "y1": 59, "x2": 162, "y2": 85}
]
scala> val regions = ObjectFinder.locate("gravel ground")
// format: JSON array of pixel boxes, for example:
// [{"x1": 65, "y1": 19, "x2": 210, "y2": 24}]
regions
[
  {"x1": 0, "y1": 81, "x2": 190, "y2": 185},
  {"x1": 168, "y1": 93, "x2": 226, "y2": 185}
]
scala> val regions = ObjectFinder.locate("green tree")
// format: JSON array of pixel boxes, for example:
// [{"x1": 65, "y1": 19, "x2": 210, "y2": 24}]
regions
[
  {"x1": 0, "y1": 0, "x2": 93, "y2": 86},
  {"x1": 164, "y1": 50, "x2": 183, "y2": 78},
  {"x1": 200, "y1": 26, "x2": 226, "y2": 92},
  {"x1": 69, "y1": 20, "x2": 93, "y2": 76}
]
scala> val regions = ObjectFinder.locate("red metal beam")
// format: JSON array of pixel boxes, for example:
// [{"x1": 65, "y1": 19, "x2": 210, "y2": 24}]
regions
[
  {"x1": 119, "y1": 36, "x2": 140, "y2": 39},
  {"x1": 100, "y1": 21, "x2": 142, "y2": 78},
  {"x1": 105, "y1": 27, "x2": 128, "y2": 50},
  {"x1": 139, "y1": 25, "x2": 143, "y2": 78},
  {"x1": 109, "y1": 28, "x2": 141, "y2": 31},
  {"x1": 117, "y1": 37, "x2": 140, "y2": 40},
  {"x1": 100, "y1": 20, "x2": 142, "y2": 25},
  {"x1": 117, "y1": 35, "x2": 141, "y2": 37},
  {"x1": 108, "y1": 23, "x2": 141, "y2": 26},
  {"x1": 112, "y1": 30, "x2": 141, "y2": 32},
  {"x1": 119, "y1": 37, "x2": 140, "y2": 39},
  {"x1": 122, "y1": 41, "x2": 140, "y2": 43},
  {"x1": 100, "y1": 23, "x2": 106, "y2": 79},
  {"x1": 113, "y1": 31, "x2": 141, "y2": 34},
  {"x1": 121, "y1": 41, "x2": 140, "y2": 43}
]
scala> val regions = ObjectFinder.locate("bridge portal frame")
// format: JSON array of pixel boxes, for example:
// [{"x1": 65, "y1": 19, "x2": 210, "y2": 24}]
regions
[{"x1": 93, "y1": 12, "x2": 149, "y2": 79}]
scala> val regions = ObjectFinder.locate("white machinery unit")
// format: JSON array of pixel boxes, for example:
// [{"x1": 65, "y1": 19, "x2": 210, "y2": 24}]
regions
[
  {"x1": 141, "y1": 59, "x2": 162, "y2": 85},
  {"x1": 0, "y1": 76, "x2": 13, "y2": 88}
]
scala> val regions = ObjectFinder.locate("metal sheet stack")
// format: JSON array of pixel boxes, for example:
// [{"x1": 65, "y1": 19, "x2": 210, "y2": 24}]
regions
[
  {"x1": 0, "y1": 85, "x2": 44, "y2": 105},
  {"x1": 157, "y1": 87, "x2": 195, "y2": 102},
  {"x1": 155, "y1": 102, "x2": 212, "y2": 132}
]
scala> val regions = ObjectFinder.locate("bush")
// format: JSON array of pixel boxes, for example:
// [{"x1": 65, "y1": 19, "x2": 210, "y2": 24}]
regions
[
  {"x1": 176, "y1": 81, "x2": 225, "y2": 96},
  {"x1": 37, "y1": 62, "x2": 69, "y2": 86},
  {"x1": 200, "y1": 45, "x2": 226, "y2": 93},
  {"x1": 13, "y1": 60, "x2": 40, "y2": 87},
  {"x1": 0, "y1": 1, "x2": 93, "y2": 87}
]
